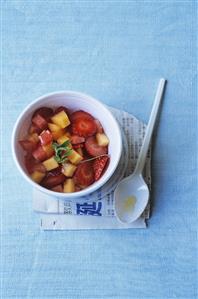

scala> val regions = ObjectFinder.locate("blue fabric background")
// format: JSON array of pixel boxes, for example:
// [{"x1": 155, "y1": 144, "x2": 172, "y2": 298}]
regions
[{"x1": 1, "y1": 1, "x2": 197, "y2": 298}]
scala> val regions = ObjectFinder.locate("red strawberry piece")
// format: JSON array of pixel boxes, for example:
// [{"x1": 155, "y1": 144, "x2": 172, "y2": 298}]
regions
[
  {"x1": 54, "y1": 106, "x2": 69, "y2": 115},
  {"x1": 93, "y1": 156, "x2": 109, "y2": 181},
  {"x1": 32, "y1": 144, "x2": 47, "y2": 161},
  {"x1": 70, "y1": 110, "x2": 94, "y2": 122},
  {"x1": 29, "y1": 123, "x2": 42, "y2": 134},
  {"x1": 19, "y1": 140, "x2": 37, "y2": 152},
  {"x1": 41, "y1": 173, "x2": 65, "y2": 188},
  {"x1": 85, "y1": 136, "x2": 108, "y2": 157},
  {"x1": 24, "y1": 154, "x2": 46, "y2": 174},
  {"x1": 73, "y1": 143, "x2": 84, "y2": 149},
  {"x1": 74, "y1": 161, "x2": 94, "y2": 186},
  {"x1": 33, "y1": 107, "x2": 53, "y2": 120},
  {"x1": 75, "y1": 185, "x2": 82, "y2": 192},
  {"x1": 24, "y1": 154, "x2": 37, "y2": 174},
  {"x1": 39, "y1": 130, "x2": 53, "y2": 145},
  {"x1": 51, "y1": 184, "x2": 63, "y2": 193},
  {"x1": 32, "y1": 114, "x2": 48, "y2": 130},
  {"x1": 49, "y1": 166, "x2": 63, "y2": 176},
  {"x1": 94, "y1": 119, "x2": 104, "y2": 133},
  {"x1": 70, "y1": 135, "x2": 85, "y2": 145},
  {"x1": 72, "y1": 118, "x2": 96, "y2": 137}
]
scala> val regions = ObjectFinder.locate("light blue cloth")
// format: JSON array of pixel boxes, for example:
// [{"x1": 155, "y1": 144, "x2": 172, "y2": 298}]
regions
[{"x1": 2, "y1": 1, "x2": 197, "y2": 298}]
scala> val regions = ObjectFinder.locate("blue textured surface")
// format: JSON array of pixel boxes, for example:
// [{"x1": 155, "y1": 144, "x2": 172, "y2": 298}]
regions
[{"x1": 1, "y1": 1, "x2": 197, "y2": 298}]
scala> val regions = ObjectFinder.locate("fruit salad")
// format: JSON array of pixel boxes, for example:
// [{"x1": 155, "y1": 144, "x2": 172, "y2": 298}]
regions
[{"x1": 19, "y1": 107, "x2": 110, "y2": 193}]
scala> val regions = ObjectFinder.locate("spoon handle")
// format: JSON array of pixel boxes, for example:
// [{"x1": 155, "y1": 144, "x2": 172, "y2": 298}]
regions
[{"x1": 134, "y1": 78, "x2": 166, "y2": 175}]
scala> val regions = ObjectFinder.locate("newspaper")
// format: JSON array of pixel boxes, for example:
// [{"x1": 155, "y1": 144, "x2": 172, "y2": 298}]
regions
[{"x1": 33, "y1": 106, "x2": 151, "y2": 230}]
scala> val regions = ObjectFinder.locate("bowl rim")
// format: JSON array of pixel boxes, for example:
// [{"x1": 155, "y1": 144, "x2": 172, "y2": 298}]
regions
[{"x1": 11, "y1": 90, "x2": 122, "y2": 199}]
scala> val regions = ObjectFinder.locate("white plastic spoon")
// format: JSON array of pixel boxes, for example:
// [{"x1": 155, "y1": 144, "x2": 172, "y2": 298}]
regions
[{"x1": 114, "y1": 78, "x2": 166, "y2": 223}]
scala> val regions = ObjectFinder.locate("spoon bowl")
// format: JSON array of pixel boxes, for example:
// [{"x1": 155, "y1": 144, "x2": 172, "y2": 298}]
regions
[{"x1": 114, "y1": 174, "x2": 149, "y2": 223}]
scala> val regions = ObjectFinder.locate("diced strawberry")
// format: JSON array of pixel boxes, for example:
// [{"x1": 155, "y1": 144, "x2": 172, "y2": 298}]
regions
[
  {"x1": 85, "y1": 136, "x2": 108, "y2": 157},
  {"x1": 94, "y1": 119, "x2": 104, "y2": 133},
  {"x1": 24, "y1": 154, "x2": 46, "y2": 174},
  {"x1": 24, "y1": 154, "x2": 36, "y2": 173},
  {"x1": 32, "y1": 114, "x2": 48, "y2": 130},
  {"x1": 73, "y1": 143, "x2": 84, "y2": 149},
  {"x1": 29, "y1": 123, "x2": 42, "y2": 134},
  {"x1": 93, "y1": 156, "x2": 109, "y2": 181},
  {"x1": 32, "y1": 144, "x2": 47, "y2": 161},
  {"x1": 39, "y1": 130, "x2": 53, "y2": 145},
  {"x1": 51, "y1": 184, "x2": 63, "y2": 192},
  {"x1": 33, "y1": 107, "x2": 53, "y2": 120},
  {"x1": 49, "y1": 166, "x2": 63, "y2": 176},
  {"x1": 74, "y1": 161, "x2": 94, "y2": 186},
  {"x1": 75, "y1": 185, "x2": 82, "y2": 192},
  {"x1": 41, "y1": 173, "x2": 65, "y2": 188},
  {"x1": 19, "y1": 140, "x2": 37, "y2": 152},
  {"x1": 72, "y1": 118, "x2": 96, "y2": 137},
  {"x1": 70, "y1": 135, "x2": 85, "y2": 145},
  {"x1": 70, "y1": 110, "x2": 94, "y2": 122}
]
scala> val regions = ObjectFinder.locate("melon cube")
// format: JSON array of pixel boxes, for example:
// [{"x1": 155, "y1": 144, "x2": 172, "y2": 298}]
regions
[
  {"x1": 96, "y1": 133, "x2": 109, "y2": 147},
  {"x1": 51, "y1": 129, "x2": 65, "y2": 141},
  {"x1": 76, "y1": 147, "x2": 83, "y2": 157},
  {"x1": 51, "y1": 110, "x2": 70, "y2": 128},
  {"x1": 65, "y1": 131, "x2": 71, "y2": 138},
  {"x1": 48, "y1": 122, "x2": 61, "y2": 132},
  {"x1": 42, "y1": 143, "x2": 54, "y2": 158},
  {"x1": 63, "y1": 178, "x2": 75, "y2": 193},
  {"x1": 42, "y1": 156, "x2": 59, "y2": 171},
  {"x1": 57, "y1": 134, "x2": 70, "y2": 145},
  {"x1": 68, "y1": 149, "x2": 83, "y2": 165},
  {"x1": 28, "y1": 133, "x2": 39, "y2": 144},
  {"x1": 62, "y1": 163, "x2": 77, "y2": 177},
  {"x1": 31, "y1": 171, "x2": 45, "y2": 183}
]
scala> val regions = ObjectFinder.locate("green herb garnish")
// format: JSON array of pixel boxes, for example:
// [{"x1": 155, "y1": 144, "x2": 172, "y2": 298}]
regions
[{"x1": 52, "y1": 140, "x2": 73, "y2": 164}]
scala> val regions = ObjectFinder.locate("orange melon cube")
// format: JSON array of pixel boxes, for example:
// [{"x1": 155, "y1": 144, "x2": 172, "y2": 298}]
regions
[
  {"x1": 42, "y1": 143, "x2": 54, "y2": 158},
  {"x1": 51, "y1": 129, "x2": 65, "y2": 141}
]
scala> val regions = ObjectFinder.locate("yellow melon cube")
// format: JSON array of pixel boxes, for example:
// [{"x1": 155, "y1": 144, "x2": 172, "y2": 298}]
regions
[
  {"x1": 96, "y1": 133, "x2": 109, "y2": 147},
  {"x1": 42, "y1": 156, "x2": 59, "y2": 171},
  {"x1": 48, "y1": 122, "x2": 61, "y2": 132},
  {"x1": 51, "y1": 129, "x2": 65, "y2": 141},
  {"x1": 28, "y1": 133, "x2": 39, "y2": 144},
  {"x1": 51, "y1": 111, "x2": 70, "y2": 128},
  {"x1": 76, "y1": 147, "x2": 83, "y2": 157},
  {"x1": 65, "y1": 131, "x2": 71, "y2": 138},
  {"x1": 62, "y1": 163, "x2": 77, "y2": 177},
  {"x1": 31, "y1": 171, "x2": 45, "y2": 183},
  {"x1": 63, "y1": 178, "x2": 75, "y2": 193},
  {"x1": 68, "y1": 149, "x2": 83, "y2": 165},
  {"x1": 57, "y1": 134, "x2": 70, "y2": 145}
]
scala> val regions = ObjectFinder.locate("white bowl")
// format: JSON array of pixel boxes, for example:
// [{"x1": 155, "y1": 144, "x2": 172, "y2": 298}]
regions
[{"x1": 11, "y1": 91, "x2": 122, "y2": 199}]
